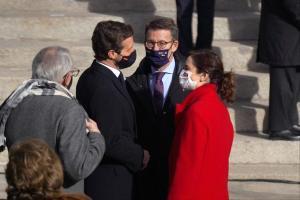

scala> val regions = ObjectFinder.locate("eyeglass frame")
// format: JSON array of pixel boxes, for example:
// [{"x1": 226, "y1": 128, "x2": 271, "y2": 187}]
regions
[
  {"x1": 144, "y1": 40, "x2": 175, "y2": 50},
  {"x1": 64, "y1": 69, "x2": 80, "y2": 79}
]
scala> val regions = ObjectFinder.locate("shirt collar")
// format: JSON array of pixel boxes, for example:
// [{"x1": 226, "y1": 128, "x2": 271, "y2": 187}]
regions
[
  {"x1": 96, "y1": 60, "x2": 121, "y2": 77},
  {"x1": 151, "y1": 57, "x2": 175, "y2": 75}
]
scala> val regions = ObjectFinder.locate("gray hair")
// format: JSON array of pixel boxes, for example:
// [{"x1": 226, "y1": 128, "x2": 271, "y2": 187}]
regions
[{"x1": 32, "y1": 46, "x2": 73, "y2": 83}]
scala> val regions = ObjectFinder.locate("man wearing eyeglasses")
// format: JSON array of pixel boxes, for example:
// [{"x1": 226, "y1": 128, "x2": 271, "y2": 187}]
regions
[
  {"x1": 0, "y1": 46, "x2": 105, "y2": 192},
  {"x1": 126, "y1": 17, "x2": 189, "y2": 200}
]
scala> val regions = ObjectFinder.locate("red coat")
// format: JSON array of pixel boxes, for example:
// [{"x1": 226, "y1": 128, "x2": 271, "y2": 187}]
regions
[{"x1": 168, "y1": 84, "x2": 234, "y2": 200}]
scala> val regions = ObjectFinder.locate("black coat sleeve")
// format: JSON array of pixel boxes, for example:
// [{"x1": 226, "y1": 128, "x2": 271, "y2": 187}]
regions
[
  {"x1": 282, "y1": 0, "x2": 300, "y2": 28},
  {"x1": 89, "y1": 86, "x2": 143, "y2": 172}
]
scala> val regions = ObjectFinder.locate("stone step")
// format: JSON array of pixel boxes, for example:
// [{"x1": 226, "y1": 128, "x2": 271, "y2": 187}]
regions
[
  {"x1": 4, "y1": 68, "x2": 298, "y2": 133},
  {"x1": 0, "y1": 0, "x2": 261, "y2": 12},
  {"x1": 0, "y1": 39, "x2": 95, "y2": 72},
  {"x1": 0, "y1": 68, "x2": 271, "y2": 132},
  {"x1": 0, "y1": 10, "x2": 260, "y2": 42},
  {"x1": 0, "y1": 133, "x2": 298, "y2": 181},
  {"x1": 0, "y1": 63, "x2": 270, "y2": 101},
  {"x1": 0, "y1": 0, "x2": 88, "y2": 12},
  {"x1": 213, "y1": 40, "x2": 268, "y2": 72},
  {"x1": 216, "y1": 0, "x2": 261, "y2": 12},
  {"x1": 87, "y1": 0, "x2": 262, "y2": 12},
  {"x1": 0, "y1": 175, "x2": 299, "y2": 200},
  {"x1": 0, "y1": 68, "x2": 269, "y2": 132},
  {"x1": 230, "y1": 134, "x2": 300, "y2": 164},
  {"x1": 230, "y1": 164, "x2": 300, "y2": 183},
  {"x1": 230, "y1": 100, "x2": 299, "y2": 134},
  {"x1": 230, "y1": 179, "x2": 300, "y2": 200},
  {"x1": 229, "y1": 100, "x2": 269, "y2": 132},
  {"x1": 0, "y1": 134, "x2": 298, "y2": 165},
  {"x1": 0, "y1": 62, "x2": 270, "y2": 101},
  {"x1": 235, "y1": 71, "x2": 269, "y2": 101},
  {"x1": 0, "y1": 70, "x2": 300, "y2": 132},
  {"x1": 0, "y1": 39, "x2": 267, "y2": 72}
]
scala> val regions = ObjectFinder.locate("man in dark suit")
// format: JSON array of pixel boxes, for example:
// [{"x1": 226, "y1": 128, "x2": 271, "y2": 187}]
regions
[
  {"x1": 126, "y1": 17, "x2": 189, "y2": 200},
  {"x1": 257, "y1": 0, "x2": 300, "y2": 140},
  {"x1": 76, "y1": 21, "x2": 150, "y2": 200},
  {"x1": 176, "y1": 0, "x2": 215, "y2": 56}
]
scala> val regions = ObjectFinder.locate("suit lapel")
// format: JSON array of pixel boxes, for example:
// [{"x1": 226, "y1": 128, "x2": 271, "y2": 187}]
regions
[
  {"x1": 136, "y1": 73, "x2": 157, "y2": 116},
  {"x1": 164, "y1": 72, "x2": 182, "y2": 107},
  {"x1": 93, "y1": 61, "x2": 136, "y2": 113},
  {"x1": 163, "y1": 62, "x2": 188, "y2": 111},
  {"x1": 112, "y1": 77, "x2": 136, "y2": 113}
]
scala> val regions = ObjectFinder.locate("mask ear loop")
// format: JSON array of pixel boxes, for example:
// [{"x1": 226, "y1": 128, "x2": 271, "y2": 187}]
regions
[
  {"x1": 167, "y1": 41, "x2": 175, "y2": 60},
  {"x1": 187, "y1": 71, "x2": 197, "y2": 89}
]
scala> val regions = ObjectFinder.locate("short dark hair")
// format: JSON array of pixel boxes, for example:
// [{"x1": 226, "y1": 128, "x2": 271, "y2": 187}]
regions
[
  {"x1": 92, "y1": 21, "x2": 134, "y2": 61},
  {"x1": 145, "y1": 17, "x2": 178, "y2": 40}
]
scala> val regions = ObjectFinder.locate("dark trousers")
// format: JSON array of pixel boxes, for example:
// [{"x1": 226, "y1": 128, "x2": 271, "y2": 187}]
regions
[
  {"x1": 134, "y1": 159, "x2": 169, "y2": 200},
  {"x1": 269, "y1": 66, "x2": 300, "y2": 131},
  {"x1": 176, "y1": 0, "x2": 215, "y2": 56},
  {"x1": 85, "y1": 165, "x2": 133, "y2": 200}
]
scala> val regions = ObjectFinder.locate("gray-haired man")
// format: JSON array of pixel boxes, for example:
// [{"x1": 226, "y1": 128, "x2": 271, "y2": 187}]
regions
[{"x1": 0, "y1": 46, "x2": 105, "y2": 192}]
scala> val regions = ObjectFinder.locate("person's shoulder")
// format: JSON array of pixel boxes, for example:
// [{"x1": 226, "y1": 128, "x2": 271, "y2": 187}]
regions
[
  {"x1": 24, "y1": 95, "x2": 76, "y2": 107},
  {"x1": 174, "y1": 53, "x2": 186, "y2": 73},
  {"x1": 78, "y1": 62, "x2": 97, "y2": 81},
  {"x1": 127, "y1": 58, "x2": 149, "y2": 84},
  {"x1": 48, "y1": 95, "x2": 77, "y2": 105},
  {"x1": 46, "y1": 96, "x2": 85, "y2": 116},
  {"x1": 131, "y1": 58, "x2": 150, "y2": 76},
  {"x1": 55, "y1": 193, "x2": 91, "y2": 200},
  {"x1": 78, "y1": 64, "x2": 113, "y2": 92},
  {"x1": 184, "y1": 95, "x2": 212, "y2": 118}
]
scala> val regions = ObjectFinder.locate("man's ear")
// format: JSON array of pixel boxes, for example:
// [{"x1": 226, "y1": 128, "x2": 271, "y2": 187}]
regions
[
  {"x1": 171, "y1": 40, "x2": 179, "y2": 53},
  {"x1": 61, "y1": 73, "x2": 71, "y2": 88},
  {"x1": 107, "y1": 50, "x2": 118, "y2": 60}
]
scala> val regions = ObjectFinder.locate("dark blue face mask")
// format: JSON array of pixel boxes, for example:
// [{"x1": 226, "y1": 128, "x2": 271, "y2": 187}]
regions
[
  {"x1": 145, "y1": 48, "x2": 170, "y2": 69},
  {"x1": 118, "y1": 50, "x2": 137, "y2": 69}
]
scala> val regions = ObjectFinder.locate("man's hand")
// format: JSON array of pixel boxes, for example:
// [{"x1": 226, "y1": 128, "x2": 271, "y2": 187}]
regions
[
  {"x1": 142, "y1": 150, "x2": 150, "y2": 170},
  {"x1": 86, "y1": 118, "x2": 100, "y2": 133}
]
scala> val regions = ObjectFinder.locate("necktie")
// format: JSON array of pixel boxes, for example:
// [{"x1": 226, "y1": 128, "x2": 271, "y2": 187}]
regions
[
  {"x1": 153, "y1": 72, "x2": 165, "y2": 113},
  {"x1": 118, "y1": 72, "x2": 125, "y2": 87}
]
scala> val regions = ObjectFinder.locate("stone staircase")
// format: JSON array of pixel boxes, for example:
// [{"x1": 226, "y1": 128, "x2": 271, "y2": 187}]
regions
[{"x1": 0, "y1": 0, "x2": 299, "y2": 199}]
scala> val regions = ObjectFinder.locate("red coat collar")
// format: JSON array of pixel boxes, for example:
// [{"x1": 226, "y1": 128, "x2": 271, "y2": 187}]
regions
[{"x1": 176, "y1": 83, "x2": 217, "y2": 115}]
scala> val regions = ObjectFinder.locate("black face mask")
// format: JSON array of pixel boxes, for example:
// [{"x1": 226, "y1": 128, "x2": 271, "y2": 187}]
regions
[
  {"x1": 118, "y1": 50, "x2": 137, "y2": 69},
  {"x1": 145, "y1": 48, "x2": 170, "y2": 69}
]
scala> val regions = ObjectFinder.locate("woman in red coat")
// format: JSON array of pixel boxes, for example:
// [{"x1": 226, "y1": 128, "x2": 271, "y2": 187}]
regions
[{"x1": 168, "y1": 50, "x2": 234, "y2": 200}]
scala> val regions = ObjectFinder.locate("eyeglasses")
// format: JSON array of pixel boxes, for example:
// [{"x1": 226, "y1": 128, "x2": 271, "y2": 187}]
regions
[
  {"x1": 65, "y1": 69, "x2": 80, "y2": 78},
  {"x1": 145, "y1": 40, "x2": 174, "y2": 49},
  {"x1": 70, "y1": 69, "x2": 80, "y2": 77}
]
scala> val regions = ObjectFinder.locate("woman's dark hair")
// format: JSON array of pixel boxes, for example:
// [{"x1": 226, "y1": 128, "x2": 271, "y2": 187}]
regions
[
  {"x1": 92, "y1": 20, "x2": 134, "y2": 60},
  {"x1": 188, "y1": 49, "x2": 235, "y2": 103},
  {"x1": 6, "y1": 138, "x2": 64, "y2": 200}
]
